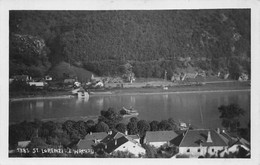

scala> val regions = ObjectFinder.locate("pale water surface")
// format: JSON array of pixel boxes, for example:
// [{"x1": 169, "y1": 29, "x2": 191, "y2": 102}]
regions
[{"x1": 10, "y1": 91, "x2": 250, "y2": 129}]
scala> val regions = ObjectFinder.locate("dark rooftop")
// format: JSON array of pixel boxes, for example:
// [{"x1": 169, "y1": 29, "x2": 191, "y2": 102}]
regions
[
  {"x1": 145, "y1": 131, "x2": 178, "y2": 143},
  {"x1": 100, "y1": 131, "x2": 141, "y2": 154},
  {"x1": 179, "y1": 129, "x2": 228, "y2": 147},
  {"x1": 103, "y1": 136, "x2": 129, "y2": 154},
  {"x1": 84, "y1": 132, "x2": 107, "y2": 141},
  {"x1": 77, "y1": 139, "x2": 95, "y2": 150}
]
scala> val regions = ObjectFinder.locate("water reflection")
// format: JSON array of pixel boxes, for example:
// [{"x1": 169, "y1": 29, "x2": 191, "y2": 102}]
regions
[
  {"x1": 49, "y1": 101, "x2": 52, "y2": 108},
  {"x1": 10, "y1": 91, "x2": 250, "y2": 129},
  {"x1": 75, "y1": 96, "x2": 89, "y2": 105},
  {"x1": 130, "y1": 96, "x2": 136, "y2": 105},
  {"x1": 93, "y1": 97, "x2": 104, "y2": 110},
  {"x1": 36, "y1": 101, "x2": 44, "y2": 109}
]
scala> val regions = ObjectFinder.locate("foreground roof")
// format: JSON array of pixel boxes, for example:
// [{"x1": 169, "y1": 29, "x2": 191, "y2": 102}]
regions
[
  {"x1": 128, "y1": 135, "x2": 140, "y2": 140},
  {"x1": 84, "y1": 132, "x2": 108, "y2": 141},
  {"x1": 77, "y1": 139, "x2": 95, "y2": 150},
  {"x1": 101, "y1": 131, "x2": 141, "y2": 154},
  {"x1": 179, "y1": 129, "x2": 228, "y2": 147},
  {"x1": 218, "y1": 131, "x2": 237, "y2": 146},
  {"x1": 145, "y1": 131, "x2": 178, "y2": 143},
  {"x1": 18, "y1": 141, "x2": 31, "y2": 148}
]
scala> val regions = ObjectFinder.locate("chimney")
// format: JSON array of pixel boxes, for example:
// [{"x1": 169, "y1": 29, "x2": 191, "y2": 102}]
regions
[
  {"x1": 105, "y1": 144, "x2": 107, "y2": 149},
  {"x1": 115, "y1": 139, "x2": 117, "y2": 145},
  {"x1": 125, "y1": 130, "x2": 128, "y2": 135},
  {"x1": 199, "y1": 139, "x2": 203, "y2": 147},
  {"x1": 206, "y1": 131, "x2": 213, "y2": 143},
  {"x1": 108, "y1": 130, "x2": 112, "y2": 135},
  {"x1": 217, "y1": 128, "x2": 220, "y2": 134},
  {"x1": 90, "y1": 132, "x2": 92, "y2": 135}
]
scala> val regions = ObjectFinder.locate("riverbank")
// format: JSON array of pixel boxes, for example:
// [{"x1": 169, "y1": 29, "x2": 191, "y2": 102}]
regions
[
  {"x1": 111, "y1": 81, "x2": 250, "y2": 95},
  {"x1": 10, "y1": 80, "x2": 250, "y2": 101},
  {"x1": 10, "y1": 95, "x2": 74, "y2": 102}
]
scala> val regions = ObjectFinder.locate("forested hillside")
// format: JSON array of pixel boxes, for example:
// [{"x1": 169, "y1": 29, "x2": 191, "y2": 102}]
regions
[{"x1": 9, "y1": 10, "x2": 250, "y2": 79}]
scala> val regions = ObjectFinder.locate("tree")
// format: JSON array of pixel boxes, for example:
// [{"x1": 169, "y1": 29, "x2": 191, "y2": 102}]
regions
[
  {"x1": 98, "y1": 107, "x2": 123, "y2": 129},
  {"x1": 27, "y1": 137, "x2": 49, "y2": 157},
  {"x1": 120, "y1": 63, "x2": 135, "y2": 82},
  {"x1": 130, "y1": 117, "x2": 139, "y2": 123},
  {"x1": 119, "y1": 109, "x2": 127, "y2": 115},
  {"x1": 127, "y1": 122, "x2": 138, "y2": 135},
  {"x1": 150, "y1": 120, "x2": 159, "y2": 131},
  {"x1": 142, "y1": 144, "x2": 156, "y2": 158},
  {"x1": 137, "y1": 120, "x2": 150, "y2": 137},
  {"x1": 9, "y1": 122, "x2": 36, "y2": 149},
  {"x1": 168, "y1": 118, "x2": 177, "y2": 131},
  {"x1": 115, "y1": 123, "x2": 127, "y2": 133},
  {"x1": 156, "y1": 143, "x2": 178, "y2": 158},
  {"x1": 218, "y1": 104, "x2": 245, "y2": 132},
  {"x1": 228, "y1": 58, "x2": 242, "y2": 80},
  {"x1": 95, "y1": 122, "x2": 109, "y2": 132},
  {"x1": 110, "y1": 151, "x2": 136, "y2": 158},
  {"x1": 73, "y1": 121, "x2": 87, "y2": 138},
  {"x1": 62, "y1": 120, "x2": 76, "y2": 135},
  {"x1": 85, "y1": 120, "x2": 95, "y2": 133},
  {"x1": 158, "y1": 120, "x2": 173, "y2": 131},
  {"x1": 9, "y1": 80, "x2": 30, "y2": 92}
]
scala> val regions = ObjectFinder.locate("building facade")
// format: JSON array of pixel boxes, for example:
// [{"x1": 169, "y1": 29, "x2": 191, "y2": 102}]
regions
[{"x1": 177, "y1": 129, "x2": 228, "y2": 158}]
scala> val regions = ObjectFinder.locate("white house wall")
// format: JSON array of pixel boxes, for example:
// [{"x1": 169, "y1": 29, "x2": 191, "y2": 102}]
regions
[
  {"x1": 228, "y1": 144, "x2": 250, "y2": 153},
  {"x1": 148, "y1": 142, "x2": 167, "y2": 148},
  {"x1": 114, "y1": 141, "x2": 145, "y2": 156},
  {"x1": 28, "y1": 82, "x2": 45, "y2": 87},
  {"x1": 179, "y1": 146, "x2": 227, "y2": 157}
]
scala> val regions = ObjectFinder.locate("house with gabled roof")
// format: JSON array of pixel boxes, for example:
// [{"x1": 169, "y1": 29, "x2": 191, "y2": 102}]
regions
[
  {"x1": 128, "y1": 134, "x2": 140, "y2": 143},
  {"x1": 144, "y1": 131, "x2": 178, "y2": 148},
  {"x1": 76, "y1": 132, "x2": 108, "y2": 153},
  {"x1": 99, "y1": 131, "x2": 145, "y2": 157},
  {"x1": 217, "y1": 129, "x2": 250, "y2": 157},
  {"x1": 83, "y1": 132, "x2": 107, "y2": 142},
  {"x1": 18, "y1": 140, "x2": 31, "y2": 148},
  {"x1": 176, "y1": 129, "x2": 228, "y2": 158},
  {"x1": 76, "y1": 139, "x2": 95, "y2": 154}
]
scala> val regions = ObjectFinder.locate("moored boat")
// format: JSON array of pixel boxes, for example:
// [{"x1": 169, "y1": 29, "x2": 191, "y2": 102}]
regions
[
  {"x1": 73, "y1": 87, "x2": 89, "y2": 99},
  {"x1": 178, "y1": 120, "x2": 191, "y2": 131},
  {"x1": 120, "y1": 107, "x2": 139, "y2": 118},
  {"x1": 77, "y1": 91, "x2": 89, "y2": 99},
  {"x1": 122, "y1": 106, "x2": 138, "y2": 113}
]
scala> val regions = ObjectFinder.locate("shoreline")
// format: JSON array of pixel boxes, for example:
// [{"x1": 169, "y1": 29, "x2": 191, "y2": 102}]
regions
[
  {"x1": 107, "y1": 88, "x2": 250, "y2": 97},
  {"x1": 10, "y1": 95, "x2": 75, "y2": 102},
  {"x1": 10, "y1": 87, "x2": 250, "y2": 101}
]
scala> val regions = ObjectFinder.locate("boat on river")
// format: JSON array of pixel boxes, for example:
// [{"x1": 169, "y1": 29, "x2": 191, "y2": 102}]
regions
[
  {"x1": 178, "y1": 120, "x2": 191, "y2": 131},
  {"x1": 120, "y1": 107, "x2": 139, "y2": 118},
  {"x1": 77, "y1": 91, "x2": 89, "y2": 99},
  {"x1": 72, "y1": 87, "x2": 89, "y2": 99}
]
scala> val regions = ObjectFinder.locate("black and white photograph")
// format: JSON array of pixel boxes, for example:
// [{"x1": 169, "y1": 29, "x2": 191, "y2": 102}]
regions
[{"x1": 1, "y1": 0, "x2": 260, "y2": 164}]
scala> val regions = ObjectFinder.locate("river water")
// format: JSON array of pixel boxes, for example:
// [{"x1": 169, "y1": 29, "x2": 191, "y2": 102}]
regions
[{"x1": 9, "y1": 90, "x2": 250, "y2": 129}]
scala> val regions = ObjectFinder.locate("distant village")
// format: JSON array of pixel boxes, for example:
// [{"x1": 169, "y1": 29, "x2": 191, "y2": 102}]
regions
[{"x1": 9, "y1": 68, "x2": 249, "y2": 92}]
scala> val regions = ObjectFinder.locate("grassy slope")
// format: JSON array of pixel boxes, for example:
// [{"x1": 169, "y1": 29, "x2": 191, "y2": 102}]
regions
[{"x1": 49, "y1": 61, "x2": 93, "y2": 82}]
